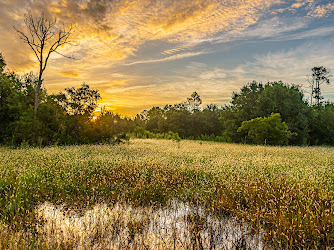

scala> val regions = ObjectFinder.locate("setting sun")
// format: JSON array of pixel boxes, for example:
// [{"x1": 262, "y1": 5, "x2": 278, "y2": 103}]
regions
[
  {"x1": 0, "y1": 0, "x2": 333, "y2": 116},
  {"x1": 1, "y1": 1, "x2": 334, "y2": 248}
]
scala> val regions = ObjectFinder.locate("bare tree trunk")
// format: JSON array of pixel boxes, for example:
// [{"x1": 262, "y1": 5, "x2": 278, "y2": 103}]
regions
[
  {"x1": 34, "y1": 60, "x2": 43, "y2": 112},
  {"x1": 34, "y1": 79, "x2": 42, "y2": 112}
]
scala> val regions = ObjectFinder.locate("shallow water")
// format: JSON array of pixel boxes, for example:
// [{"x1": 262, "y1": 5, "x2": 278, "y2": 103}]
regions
[{"x1": 35, "y1": 200, "x2": 265, "y2": 249}]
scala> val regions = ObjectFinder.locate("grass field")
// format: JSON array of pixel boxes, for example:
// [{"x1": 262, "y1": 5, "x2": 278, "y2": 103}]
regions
[{"x1": 0, "y1": 139, "x2": 333, "y2": 249}]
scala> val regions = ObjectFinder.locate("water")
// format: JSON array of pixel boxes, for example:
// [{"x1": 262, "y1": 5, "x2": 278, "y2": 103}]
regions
[{"x1": 35, "y1": 200, "x2": 265, "y2": 249}]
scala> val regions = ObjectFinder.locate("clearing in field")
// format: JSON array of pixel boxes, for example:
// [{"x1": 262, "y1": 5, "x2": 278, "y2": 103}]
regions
[{"x1": 0, "y1": 139, "x2": 333, "y2": 249}]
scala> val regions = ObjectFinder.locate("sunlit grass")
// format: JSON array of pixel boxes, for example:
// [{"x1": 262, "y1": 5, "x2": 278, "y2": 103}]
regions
[{"x1": 0, "y1": 139, "x2": 333, "y2": 248}]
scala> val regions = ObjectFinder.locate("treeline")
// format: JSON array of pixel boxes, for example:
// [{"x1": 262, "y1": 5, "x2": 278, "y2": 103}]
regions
[
  {"x1": 134, "y1": 81, "x2": 334, "y2": 145},
  {"x1": 1, "y1": 53, "x2": 333, "y2": 146},
  {"x1": 0, "y1": 54, "x2": 136, "y2": 146}
]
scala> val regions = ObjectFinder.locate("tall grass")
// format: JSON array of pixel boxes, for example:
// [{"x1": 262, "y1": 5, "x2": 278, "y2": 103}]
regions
[{"x1": 0, "y1": 139, "x2": 333, "y2": 248}]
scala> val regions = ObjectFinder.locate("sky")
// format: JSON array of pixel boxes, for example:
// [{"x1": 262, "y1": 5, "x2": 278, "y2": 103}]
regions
[{"x1": 1, "y1": 0, "x2": 334, "y2": 116}]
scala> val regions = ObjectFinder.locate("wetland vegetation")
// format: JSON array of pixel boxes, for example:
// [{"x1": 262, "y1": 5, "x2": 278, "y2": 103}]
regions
[{"x1": 1, "y1": 139, "x2": 333, "y2": 248}]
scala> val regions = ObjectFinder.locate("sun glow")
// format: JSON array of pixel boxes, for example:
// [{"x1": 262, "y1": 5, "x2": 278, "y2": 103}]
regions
[{"x1": 1, "y1": 0, "x2": 334, "y2": 116}]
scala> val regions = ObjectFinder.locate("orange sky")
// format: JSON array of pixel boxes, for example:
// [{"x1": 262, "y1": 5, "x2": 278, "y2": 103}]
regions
[{"x1": 1, "y1": 0, "x2": 334, "y2": 116}]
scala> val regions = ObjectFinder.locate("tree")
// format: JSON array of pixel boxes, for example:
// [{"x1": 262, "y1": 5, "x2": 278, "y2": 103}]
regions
[
  {"x1": 158, "y1": 106, "x2": 190, "y2": 137},
  {"x1": 188, "y1": 105, "x2": 223, "y2": 137},
  {"x1": 237, "y1": 113, "x2": 292, "y2": 145},
  {"x1": 14, "y1": 12, "x2": 73, "y2": 111},
  {"x1": 0, "y1": 69, "x2": 40, "y2": 145},
  {"x1": 0, "y1": 53, "x2": 6, "y2": 72},
  {"x1": 231, "y1": 81, "x2": 264, "y2": 120},
  {"x1": 221, "y1": 81, "x2": 309, "y2": 144},
  {"x1": 256, "y1": 82, "x2": 309, "y2": 145},
  {"x1": 145, "y1": 107, "x2": 164, "y2": 132},
  {"x1": 219, "y1": 81, "x2": 264, "y2": 142},
  {"x1": 185, "y1": 92, "x2": 202, "y2": 111},
  {"x1": 56, "y1": 83, "x2": 101, "y2": 116},
  {"x1": 308, "y1": 103, "x2": 334, "y2": 145},
  {"x1": 307, "y1": 66, "x2": 331, "y2": 105}
]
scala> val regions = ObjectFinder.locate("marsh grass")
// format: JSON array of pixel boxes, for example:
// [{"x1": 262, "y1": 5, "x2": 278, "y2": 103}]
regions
[
  {"x1": 0, "y1": 139, "x2": 333, "y2": 248},
  {"x1": 29, "y1": 200, "x2": 262, "y2": 249}
]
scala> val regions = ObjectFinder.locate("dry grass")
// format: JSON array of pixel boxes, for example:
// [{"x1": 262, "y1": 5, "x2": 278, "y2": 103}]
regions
[{"x1": 0, "y1": 139, "x2": 333, "y2": 248}]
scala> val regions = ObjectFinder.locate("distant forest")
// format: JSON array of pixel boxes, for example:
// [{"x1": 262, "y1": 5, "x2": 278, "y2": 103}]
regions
[{"x1": 1, "y1": 53, "x2": 333, "y2": 147}]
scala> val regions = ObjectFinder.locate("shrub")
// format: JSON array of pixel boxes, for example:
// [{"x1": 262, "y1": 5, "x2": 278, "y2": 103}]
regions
[{"x1": 237, "y1": 113, "x2": 292, "y2": 145}]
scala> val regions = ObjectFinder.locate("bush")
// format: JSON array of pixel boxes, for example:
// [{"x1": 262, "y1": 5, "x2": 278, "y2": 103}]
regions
[
  {"x1": 132, "y1": 126, "x2": 181, "y2": 141},
  {"x1": 237, "y1": 113, "x2": 292, "y2": 145}
]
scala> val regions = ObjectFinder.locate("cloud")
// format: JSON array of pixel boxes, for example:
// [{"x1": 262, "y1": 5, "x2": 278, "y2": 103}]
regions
[
  {"x1": 165, "y1": 38, "x2": 334, "y2": 107},
  {"x1": 273, "y1": 26, "x2": 334, "y2": 41},
  {"x1": 1, "y1": 0, "x2": 283, "y2": 67},
  {"x1": 199, "y1": 68, "x2": 227, "y2": 80},
  {"x1": 308, "y1": 3, "x2": 334, "y2": 18},
  {"x1": 169, "y1": 15, "x2": 309, "y2": 50},
  {"x1": 162, "y1": 47, "x2": 186, "y2": 55},
  {"x1": 59, "y1": 71, "x2": 80, "y2": 77},
  {"x1": 226, "y1": 40, "x2": 334, "y2": 100},
  {"x1": 2, "y1": 0, "x2": 327, "y2": 71},
  {"x1": 1, "y1": 0, "x2": 334, "y2": 116},
  {"x1": 125, "y1": 51, "x2": 207, "y2": 65},
  {"x1": 291, "y1": 2, "x2": 305, "y2": 9}
]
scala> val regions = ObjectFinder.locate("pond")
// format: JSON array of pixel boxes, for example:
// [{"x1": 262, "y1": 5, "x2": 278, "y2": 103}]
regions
[{"x1": 36, "y1": 199, "x2": 265, "y2": 249}]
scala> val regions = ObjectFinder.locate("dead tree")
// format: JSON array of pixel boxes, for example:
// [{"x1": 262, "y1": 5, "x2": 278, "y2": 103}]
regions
[{"x1": 14, "y1": 12, "x2": 73, "y2": 111}]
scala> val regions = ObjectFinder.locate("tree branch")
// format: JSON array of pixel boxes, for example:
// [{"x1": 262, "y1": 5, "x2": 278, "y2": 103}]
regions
[{"x1": 14, "y1": 12, "x2": 74, "y2": 111}]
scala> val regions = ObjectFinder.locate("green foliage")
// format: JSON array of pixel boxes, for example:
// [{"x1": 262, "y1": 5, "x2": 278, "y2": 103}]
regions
[
  {"x1": 1, "y1": 51, "x2": 334, "y2": 146},
  {"x1": 238, "y1": 113, "x2": 292, "y2": 145},
  {"x1": 12, "y1": 109, "x2": 40, "y2": 146},
  {"x1": 308, "y1": 103, "x2": 334, "y2": 145},
  {"x1": 140, "y1": 103, "x2": 223, "y2": 139},
  {"x1": 256, "y1": 82, "x2": 308, "y2": 145},
  {"x1": 222, "y1": 81, "x2": 309, "y2": 145},
  {"x1": 0, "y1": 140, "x2": 333, "y2": 248},
  {"x1": 56, "y1": 83, "x2": 101, "y2": 116},
  {"x1": 231, "y1": 81, "x2": 264, "y2": 120},
  {"x1": 83, "y1": 109, "x2": 136, "y2": 144},
  {"x1": 158, "y1": 106, "x2": 190, "y2": 136},
  {"x1": 219, "y1": 81, "x2": 265, "y2": 143},
  {"x1": 0, "y1": 70, "x2": 37, "y2": 144},
  {"x1": 0, "y1": 53, "x2": 6, "y2": 72},
  {"x1": 132, "y1": 126, "x2": 181, "y2": 141}
]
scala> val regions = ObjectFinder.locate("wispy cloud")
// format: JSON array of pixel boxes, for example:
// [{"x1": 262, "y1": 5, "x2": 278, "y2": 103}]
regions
[
  {"x1": 125, "y1": 51, "x2": 208, "y2": 65},
  {"x1": 1, "y1": 0, "x2": 334, "y2": 115},
  {"x1": 273, "y1": 26, "x2": 334, "y2": 41},
  {"x1": 1, "y1": 0, "x2": 283, "y2": 67},
  {"x1": 2, "y1": 0, "x2": 332, "y2": 69},
  {"x1": 224, "y1": 40, "x2": 334, "y2": 97},
  {"x1": 59, "y1": 71, "x2": 80, "y2": 77}
]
